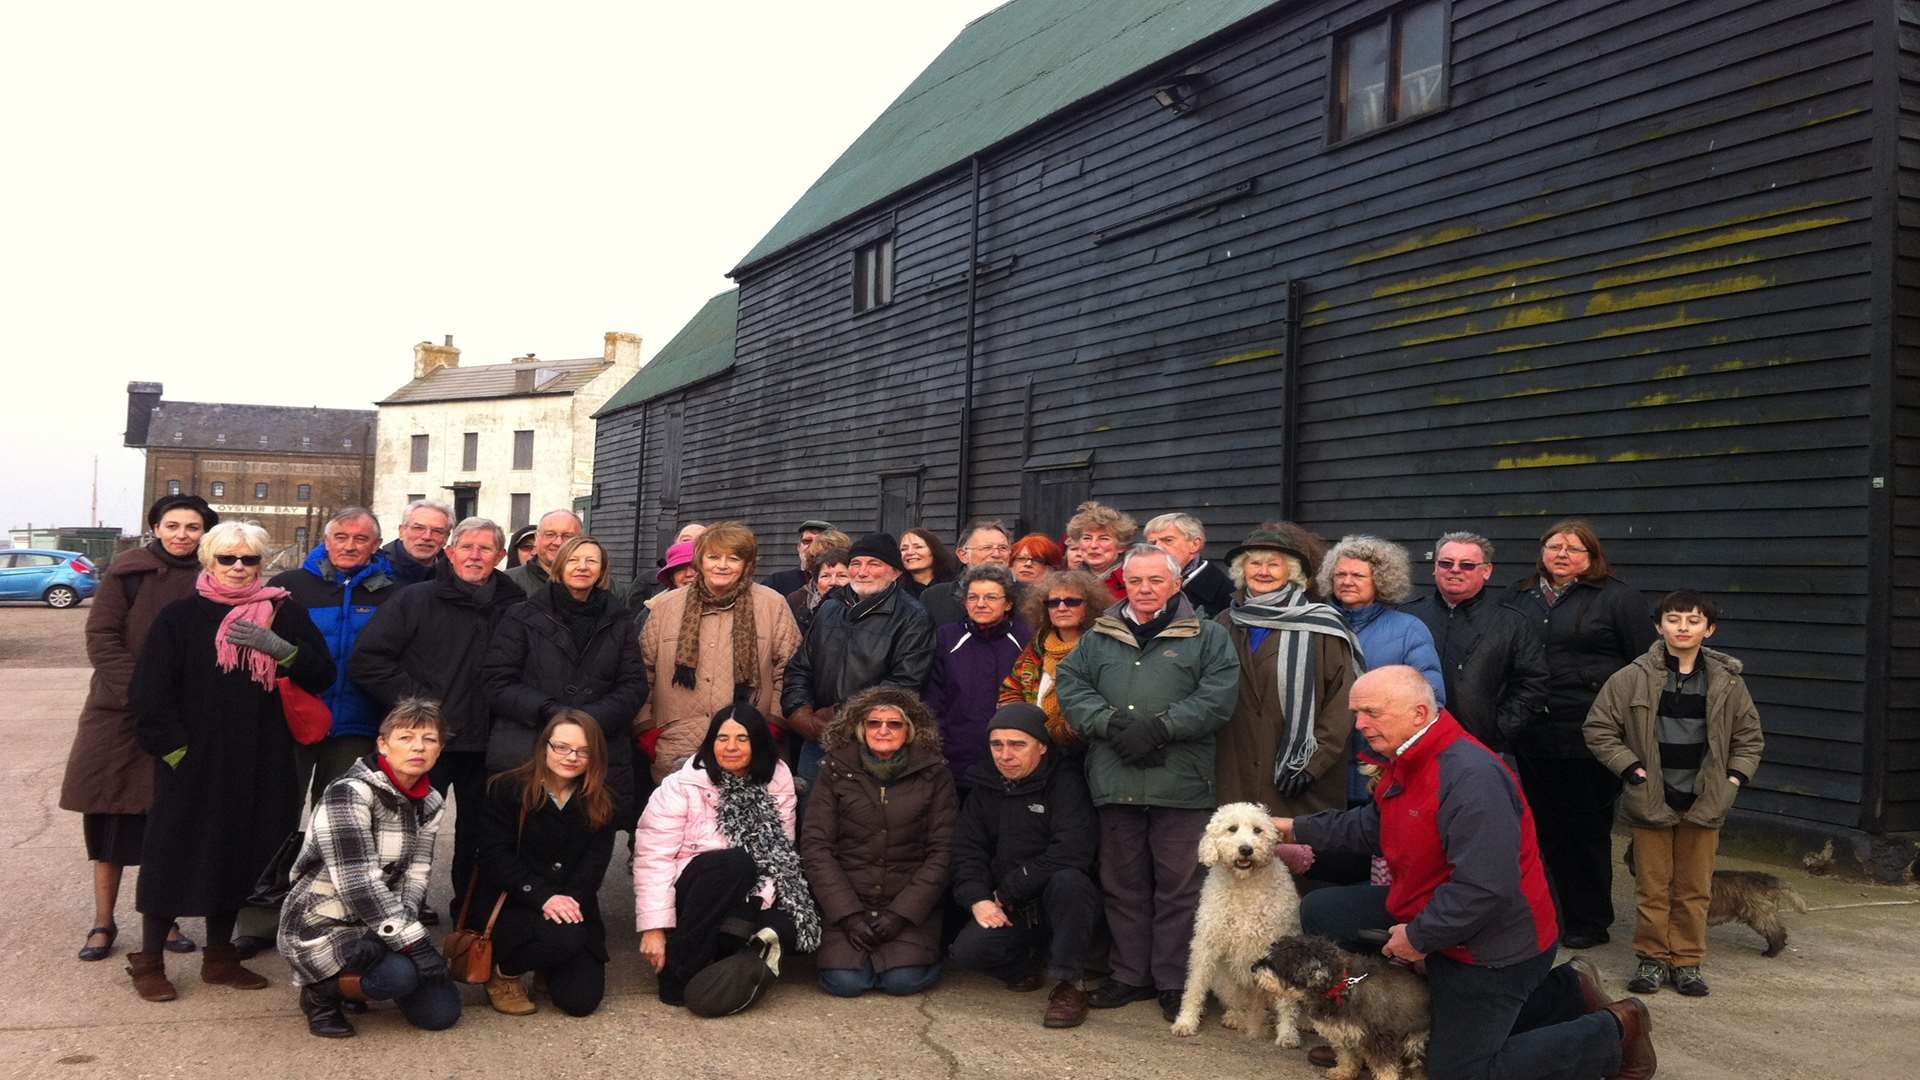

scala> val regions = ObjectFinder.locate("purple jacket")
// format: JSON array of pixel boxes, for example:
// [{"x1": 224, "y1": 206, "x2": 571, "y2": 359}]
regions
[{"x1": 926, "y1": 618, "x2": 1033, "y2": 785}]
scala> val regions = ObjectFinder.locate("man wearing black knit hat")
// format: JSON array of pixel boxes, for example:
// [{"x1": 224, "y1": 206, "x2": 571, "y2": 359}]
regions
[{"x1": 782, "y1": 532, "x2": 935, "y2": 793}]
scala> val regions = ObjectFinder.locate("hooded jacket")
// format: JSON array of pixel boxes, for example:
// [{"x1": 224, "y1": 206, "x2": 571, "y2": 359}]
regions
[
  {"x1": 1506, "y1": 575, "x2": 1655, "y2": 758},
  {"x1": 950, "y1": 752, "x2": 1096, "y2": 911},
  {"x1": 1583, "y1": 641, "x2": 1764, "y2": 830},
  {"x1": 1055, "y1": 595, "x2": 1240, "y2": 810},
  {"x1": 1402, "y1": 589, "x2": 1549, "y2": 754},
  {"x1": 799, "y1": 705, "x2": 957, "y2": 972},
  {"x1": 277, "y1": 754, "x2": 443, "y2": 986},
  {"x1": 349, "y1": 563, "x2": 526, "y2": 754},
  {"x1": 269, "y1": 547, "x2": 401, "y2": 739},
  {"x1": 781, "y1": 582, "x2": 935, "y2": 714},
  {"x1": 925, "y1": 618, "x2": 1033, "y2": 785}
]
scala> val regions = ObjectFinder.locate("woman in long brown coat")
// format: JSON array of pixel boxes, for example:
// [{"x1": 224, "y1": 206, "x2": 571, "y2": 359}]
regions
[
  {"x1": 60, "y1": 495, "x2": 218, "y2": 961},
  {"x1": 800, "y1": 687, "x2": 955, "y2": 997},
  {"x1": 637, "y1": 522, "x2": 802, "y2": 781}
]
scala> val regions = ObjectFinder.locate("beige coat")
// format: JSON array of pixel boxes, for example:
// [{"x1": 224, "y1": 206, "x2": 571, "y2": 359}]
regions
[{"x1": 637, "y1": 583, "x2": 801, "y2": 782}]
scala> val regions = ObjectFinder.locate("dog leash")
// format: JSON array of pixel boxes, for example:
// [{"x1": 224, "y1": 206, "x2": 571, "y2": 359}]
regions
[{"x1": 1325, "y1": 969, "x2": 1368, "y2": 1006}]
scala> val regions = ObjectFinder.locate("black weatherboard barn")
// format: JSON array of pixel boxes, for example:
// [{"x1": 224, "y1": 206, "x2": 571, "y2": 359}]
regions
[{"x1": 591, "y1": 0, "x2": 1920, "y2": 870}]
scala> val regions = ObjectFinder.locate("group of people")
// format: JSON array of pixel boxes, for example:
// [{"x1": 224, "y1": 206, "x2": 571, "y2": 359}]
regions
[{"x1": 60, "y1": 492, "x2": 1765, "y2": 1080}]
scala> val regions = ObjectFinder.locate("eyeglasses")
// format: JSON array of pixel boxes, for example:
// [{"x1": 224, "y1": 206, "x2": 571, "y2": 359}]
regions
[
  {"x1": 969, "y1": 544, "x2": 1012, "y2": 556},
  {"x1": 1544, "y1": 544, "x2": 1589, "y2": 556},
  {"x1": 965, "y1": 593, "x2": 1007, "y2": 605},
  {"x1": 214, "y1": 554, "x2": 262, "y2": 567},
  {"x1": 863, "y1": 719, "x2": 907, "y2": 731},
  {"x1": 1434, "y1": 559, "x2": 1484, "y2": 572},
  {"x1": 404, "y1": 523, "x2": 450, "y2": 537},
  {"x1": 546, "y1": 741, "x2": 591, "y2": 760},
  {"x1": 1011, "y1": 555, "x2": 1043, "y2": 565},
  {"x1": 1045, "y1": 597, "x2": 1086, "y2": 608}
]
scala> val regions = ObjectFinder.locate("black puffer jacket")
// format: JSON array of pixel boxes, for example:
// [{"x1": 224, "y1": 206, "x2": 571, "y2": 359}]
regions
[
  {"x1": 483, "y1": 584, "x2": 648, "y2": 818},
  {"x1": 1505, "y1": 575, "x2": 1654, "y2": 758},
  {"x1": 1181, "y1": 559, "x2": 1237, "y2": 620},
  {"x1": 465, "y1": 774, "x2": 616, "y2": 962},
  {"x1": 1401, "y1": 589, "x2": 1549, "y2": 754},
  {"x1": 781, "y1": 583, "x2": 935, "y2": 712},
  {"x1": 350, "y1": 564, "x2": 526, "y2": 754},
  {"x1": 950, "y1": 753, "x2": 1096, "y2": 911}
]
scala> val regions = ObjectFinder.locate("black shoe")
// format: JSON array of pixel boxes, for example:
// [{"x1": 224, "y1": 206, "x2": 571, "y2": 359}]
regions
[
  {"x1": 301, "y1": 981, "x2": 356, "y2": 1039},
  {"x1": 419, "y1": 904, "x2": 440, "y2": 927},
  {"x1": 229, "y1": 934, "x2": 271, "y2": 960},
  {"x1": 1561, "y1": 929, "x2": 1610, "y2": 950},
  {"x1": 1085, "y1": 979, "x2": 1155, "y2": 1009},
  {"x1": 162, "y1": 921, "x2": 197, "y2": 954},
  {"x1": 1158, "y1": 990, "x2": 1182, "y2": 1023},
  {"x1": 1006, "y1": 971, "x2": 1046, "y2": 993},
  {"x1": 78, "y1": 924, "x2": 117, "y2": 962}
]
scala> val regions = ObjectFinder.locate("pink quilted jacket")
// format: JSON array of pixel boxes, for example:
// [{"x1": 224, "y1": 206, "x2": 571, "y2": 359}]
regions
[{"x1": 632, "y1": 757, "x2": 796, "y2": 931}]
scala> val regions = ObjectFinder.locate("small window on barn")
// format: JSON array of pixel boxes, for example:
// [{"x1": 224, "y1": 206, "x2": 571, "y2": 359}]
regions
[
  {"x1": 852, "y1": 235, "x2": 895, "y2": 313},
  {"x1": 410, "y1": 434, "x2": 429, "y2": 472},
  {"x1": 210, "y1": 481, "x2": 225, "y2": 498},
  {"x1": 1332, "y1": 0, "x2": 1448, "y2": 141},
  {"x1": 512, "y1": 430, "x2": 534, "y2": 470},
  {"x1": 167, "y1": 480, "x2": 182, "y2": 496}
]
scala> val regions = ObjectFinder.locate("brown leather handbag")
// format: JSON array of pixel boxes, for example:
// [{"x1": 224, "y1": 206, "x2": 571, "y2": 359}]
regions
[{"x1": 439, "y1": 868, "x2": 506, "y2": 984}]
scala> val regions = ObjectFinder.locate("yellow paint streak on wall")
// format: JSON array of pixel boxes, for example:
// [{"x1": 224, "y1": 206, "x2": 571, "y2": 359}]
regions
[
  {"x1": 1585, "y1": 274, "x2": 1771, "y2": 315},
  {"x1": 1492, "y1": 434, "x2": 1585, "y2": 446},
  {"x1": 1348, "y1": 224, "x2": 1484, "y2": 266},
  {"x1": 1591, "y1": 311, "x2": 1712, "y2": 340},
  {"x1": 1432, "y1": 394, "x2": 1469, "y2": 406},
  {"x1": 1654, "y1": 364, "x2": 1690, "y2": 379},
  {"x1": 1401, "y1": 303, "x2": 1566, "y2": 347},
  {"x1": 1377, "y1": 304, "x2": 1474, "y2": 329},
  {"x1": 1607, "y1": 446, "x2": 1750, "y2": 463},
  {"x1": 1646, "y1": 200, "x2": 1851, "y2": 244},
  {"x1": 1495, "y1": 452, "x2": 1598, "y2": 469},
  {"x1": 1628, "y1": 389, "x2": 1723, "y2": 408},
  {"x1": 1802, "y1": 107, "x2": 1865, "y2": 127},
  {"x1": 1370, "y1": 256, "x2": 1559, "y2": 300},
  {"x1": 1209, "y1": 347, "x2": 1285, "y2": 367},
  {"x1": 1502, "y1": 386, "x2": 1556, "y2": 398}
]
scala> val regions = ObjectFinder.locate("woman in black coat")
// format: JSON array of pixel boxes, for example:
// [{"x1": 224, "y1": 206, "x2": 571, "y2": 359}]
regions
[
  {"x1": 467, "y1": 710, "x2": 617, "y2": 1018},
  {"x1": 125, "y1": 521, "x2": 333, "y2": 1002},
  {"x1": 1506, "y1": 518, "x2": 1656, "y2": 950},
  {"x1": 483, "y1": 536, "x2": 649, "y2": 826}
]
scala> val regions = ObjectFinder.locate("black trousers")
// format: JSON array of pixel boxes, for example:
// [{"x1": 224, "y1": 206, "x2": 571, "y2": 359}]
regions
[
  {"x1": 661, "y1": 849, "x2": 797, "y2": 1001},
  {"x1": 948, "y1": 867, "x2": 1101, "y2": 984},
  {"x1": 1515, "y1": 755, "x2": 1620, "y2": 937},
  {"x1": 492, "y1": 907, "x2": 606, "y2": 1017},
  {"x1": 429, "y1": 750, "x2": 490, "y2": 908}
]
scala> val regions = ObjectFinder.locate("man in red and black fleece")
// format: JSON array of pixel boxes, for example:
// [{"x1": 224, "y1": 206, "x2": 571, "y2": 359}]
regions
[{"x1": 1275, "y1": 666, "x2": 1655, "y2": 1080}]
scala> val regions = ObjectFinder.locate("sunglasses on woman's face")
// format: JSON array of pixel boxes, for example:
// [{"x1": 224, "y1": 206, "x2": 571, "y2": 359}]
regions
[
  {"x1": 864, "y1": 719, "x2": 907, "y2": 731},
  {"x1": 214, "y1": 554, "x2": 263, "y2": 567},
  {"x1": 1044, "y1": 597, "x2": 1086, "y2": 608}
]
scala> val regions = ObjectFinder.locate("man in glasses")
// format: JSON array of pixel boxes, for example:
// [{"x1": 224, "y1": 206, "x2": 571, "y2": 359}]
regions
[
  {"x1": 1400, "y1": 531, "x2": 1548, "y2": 754},
  {"x1": 382, "y1": 499, "x2": 454, "y2": 586},
  {"x1": 921, "y1": 519, "x2": 1015, "y2": 627},
  {"x1": 352, "y1": 517, "x2": 526, "y2": 921},
  {"x1": 1144, "y1": 512, "x2": 1234, "y2": 619},
  {"x1": 503, "y1": 509, "x2": 583, "y2": 597}
]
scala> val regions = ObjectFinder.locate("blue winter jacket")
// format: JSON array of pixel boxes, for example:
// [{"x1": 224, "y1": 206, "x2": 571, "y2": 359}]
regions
[
  {"x1": 1343, "y1": 602, "x2": 1446, "y2": 802},
  {"x1": 269, "y1": 547, "x2": 401, "y2": 739}
]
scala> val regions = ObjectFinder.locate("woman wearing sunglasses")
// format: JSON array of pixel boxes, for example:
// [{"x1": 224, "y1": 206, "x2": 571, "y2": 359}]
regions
[
  {"x1": 123, "y1": 521, "x2": 333, "y2": 1003},
  {"x1": 998, "y1": 570, "x2": 1106, "y2": 753},
  {"x1": 467, "y1": 710, "x2": 617, "y2": 1018},
  {"x1": 800, "y1": 687, "x2": 956, "y2": 998}
]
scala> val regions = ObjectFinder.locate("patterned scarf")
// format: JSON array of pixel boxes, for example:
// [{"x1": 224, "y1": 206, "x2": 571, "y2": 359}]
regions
[
  {"x1": 195, "y1": 570, "x2": 289, "y2": 689},
  {"x1": 1006, "y1": 630, "x2": 1082, "y2": 747},
  {"x1": 1227, "y1": 583, "x2": 1363, "y2": 787},
  {"x1": 715, "y1": 773, "x2": 821, "y2": 952},
  {"x1": 671, "y1": 575, "x2": 758, "y2": 700}
]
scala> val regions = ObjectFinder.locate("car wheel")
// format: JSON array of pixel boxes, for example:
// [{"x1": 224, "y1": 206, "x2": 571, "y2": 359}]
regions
[{"x1": 44, "y1": 585, "x2": 78, "y2": 609}]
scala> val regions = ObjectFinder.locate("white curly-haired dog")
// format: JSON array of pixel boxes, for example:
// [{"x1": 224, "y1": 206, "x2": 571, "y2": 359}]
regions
[{"x1": 1170, "y1": 801, "x2": 1304, "y2": 1045}]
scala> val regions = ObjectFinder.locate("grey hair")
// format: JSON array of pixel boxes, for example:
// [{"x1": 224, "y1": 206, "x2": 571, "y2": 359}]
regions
[
  {"x1": 324, "y1": 506, "x2": 382, "y2": 541},
  {"x1": 957, "y1": 561, "x2": 1019, "y2": 601},
  {"x1": 1316, "y1": 534, "x2": 1415, "y2": 605},
  {"x1": 1144, "y1": 512, "x2": 1205, "y2": 543},
  {"x1": 448, "y1": 516, "x2": 505, "y2": 551},
  {"x1": 957, "y1": 518, "x2": 1011, "y2": 548},
  {"x1": 539, "y1": 509, "x2": 584, "y2": 531},
  {"x1": 403, "y1": 498, "x2": 455, "y2": 527},
  {"x1": 1227, "y1": 550, "x2": 1309, "y2": 590},
  {"x1": 1121, "y1": 543, "x2": 1181, "y2": 577},
  {"x1": 1435, "y1": 530, "x2": 1494, "y2": 563},
  {"x1": 198, "y1": 521, "x2": 271, "y2": 570},
  {"x1": 378, "y1": 695, "x2": 446, "y2": 738}
]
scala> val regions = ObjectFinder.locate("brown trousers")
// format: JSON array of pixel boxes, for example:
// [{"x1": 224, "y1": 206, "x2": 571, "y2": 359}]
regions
[{"x1": 1629, "y1": 823, "x2": 1720, "y2": 966}]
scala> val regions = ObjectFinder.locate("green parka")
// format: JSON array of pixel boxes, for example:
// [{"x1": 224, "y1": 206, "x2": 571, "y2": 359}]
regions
[
  {"x1": 1582, "y1": 641, "x2": 1764, "y2": 830},
  {"x1": 1056, "y1": 596, "x2": 1240, "y2": 810}
]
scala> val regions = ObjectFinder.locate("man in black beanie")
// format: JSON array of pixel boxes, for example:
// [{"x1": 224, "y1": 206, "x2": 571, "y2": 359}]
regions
[
  {"x1": 946, "y1": 702, "x2": 1100, "y2": 1028},
  {"x1": 782, "y1": 532, "x2": 934, "y2": 792}
]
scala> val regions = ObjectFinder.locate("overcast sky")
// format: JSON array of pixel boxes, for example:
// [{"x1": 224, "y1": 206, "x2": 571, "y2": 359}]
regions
[{"x1": 1, "y1": 0, "x2": 1001, "y2": 534}]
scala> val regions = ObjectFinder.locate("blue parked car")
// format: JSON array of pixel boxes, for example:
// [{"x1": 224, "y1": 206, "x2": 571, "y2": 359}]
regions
[{"x1": 0, "y1": 548, "x2": 99, "y2": 608}]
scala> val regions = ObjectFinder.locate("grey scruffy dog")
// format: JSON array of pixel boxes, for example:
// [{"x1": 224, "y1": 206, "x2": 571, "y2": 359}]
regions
[
  {"x1": 1252, "y1": 935, "x2": 1430, "y2": 1080},
  {"x1": 1623, "y1": 842, "x2": 1809, "y2": 956}
]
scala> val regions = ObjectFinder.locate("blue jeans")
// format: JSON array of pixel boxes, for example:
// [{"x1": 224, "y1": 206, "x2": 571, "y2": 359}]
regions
[
  {"x1": 817, "y1": 959, "x2": 942, "y2": 998},
  {"x1": 358, "y1": 951, "x2": 462, "y2": 1031}
]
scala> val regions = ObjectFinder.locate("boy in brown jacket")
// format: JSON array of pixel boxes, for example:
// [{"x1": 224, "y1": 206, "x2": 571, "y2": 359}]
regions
[{"x1": 1584, "y1": 591, "x2": 1764, "y2": 997}]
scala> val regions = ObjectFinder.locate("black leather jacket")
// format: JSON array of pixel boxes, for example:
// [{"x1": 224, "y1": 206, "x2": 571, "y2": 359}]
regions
[
  {"x1": 1504, "y1": 576, "x2": 1654, "y2": 757},
  {"x1": 1401, "y1": 589, "x2": 1549, "y2": 754},
  {"x1": 781, "y1": 582, "x2": 935, "y2": 712}
]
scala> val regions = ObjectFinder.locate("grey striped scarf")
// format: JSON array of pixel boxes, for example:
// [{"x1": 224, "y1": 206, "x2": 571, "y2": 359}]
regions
[{"x1": 1227, "y1": 583, "x2": 1364, "y2": 787}]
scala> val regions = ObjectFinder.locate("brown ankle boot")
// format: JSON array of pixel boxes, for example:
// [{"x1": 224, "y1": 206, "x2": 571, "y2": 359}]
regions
[
  {"x1": 201, "y1": 943, "x2": 269, "y2": 990},
  {"x1": 126, "y1": 951, "x2": 177, "y2": 1002}
]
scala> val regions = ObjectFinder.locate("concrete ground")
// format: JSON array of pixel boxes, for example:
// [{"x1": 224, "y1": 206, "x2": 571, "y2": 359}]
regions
[{"x1": 4, "y1": 607, "x2": 1916, "y2": 1079}]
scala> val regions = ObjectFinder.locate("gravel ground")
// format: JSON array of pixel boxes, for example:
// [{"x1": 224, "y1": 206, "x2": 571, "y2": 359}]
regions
[{"x1": 0, "y1": 602, "x2": 93, "y2": 668}]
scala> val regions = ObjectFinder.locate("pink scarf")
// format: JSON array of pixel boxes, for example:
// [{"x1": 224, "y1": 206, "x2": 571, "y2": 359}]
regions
[{"x1": 195, "y1": 571, "x2": 289, "y2": 689}]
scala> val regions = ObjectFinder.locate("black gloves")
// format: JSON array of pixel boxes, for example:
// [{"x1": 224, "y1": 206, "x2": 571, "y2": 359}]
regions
[
  {"x1": 407, "y1": 940, "x2": 450, "y2": 985},
  {"x1": 868, "y1": 910, "x2": 907, "y2": 944},
  {"x1": 225, "y1": 619, "x2": 297, "y2": 662},
  {"x1": 1275, "y1": 768, "x2": 1315, "y2": 800},
  {"x1": 842, "y1": 912, "x2": 880, "y2": 952},
  {"x1": 1110, "y1": 713, "x2": 1170, "y2": 766},
  {"x1": 341, "y1": 934, "x2": 388, "y2": 974},
  {"x1": 1623, "y1": 763, "x2": 1648, "y2": 785}
]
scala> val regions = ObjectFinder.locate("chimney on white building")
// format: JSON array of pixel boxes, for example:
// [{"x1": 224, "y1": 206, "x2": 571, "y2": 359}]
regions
[
  {"x1": 604, "y1": 331, "x2": 644, "y2": 378},
  {"x1": 413, "y1": 335, "x2": 460, "y2": 380}
]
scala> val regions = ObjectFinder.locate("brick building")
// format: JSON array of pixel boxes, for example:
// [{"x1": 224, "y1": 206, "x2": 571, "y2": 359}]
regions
[{"x1": 125, "y1": 382, "x2": 377, "y2": 562}]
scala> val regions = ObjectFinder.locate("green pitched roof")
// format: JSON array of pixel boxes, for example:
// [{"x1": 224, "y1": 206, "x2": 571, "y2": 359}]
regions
[
  {"x1": 593, "y1": 289, "x2": 738, "y2": 416},
  {"x1": 731, "y1": 0, "x2": 1281, "y2": 273}
]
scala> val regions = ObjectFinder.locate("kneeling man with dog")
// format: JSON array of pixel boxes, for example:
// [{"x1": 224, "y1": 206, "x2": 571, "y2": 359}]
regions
[{"x1": 1273, "y1": 666, "x2": 1656, "y2": 1080}]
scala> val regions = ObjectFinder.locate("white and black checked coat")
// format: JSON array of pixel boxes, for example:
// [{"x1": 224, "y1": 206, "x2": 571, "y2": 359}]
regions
[{"x1": 276, "y1": 755, "x2": 443, "y2": 986}]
